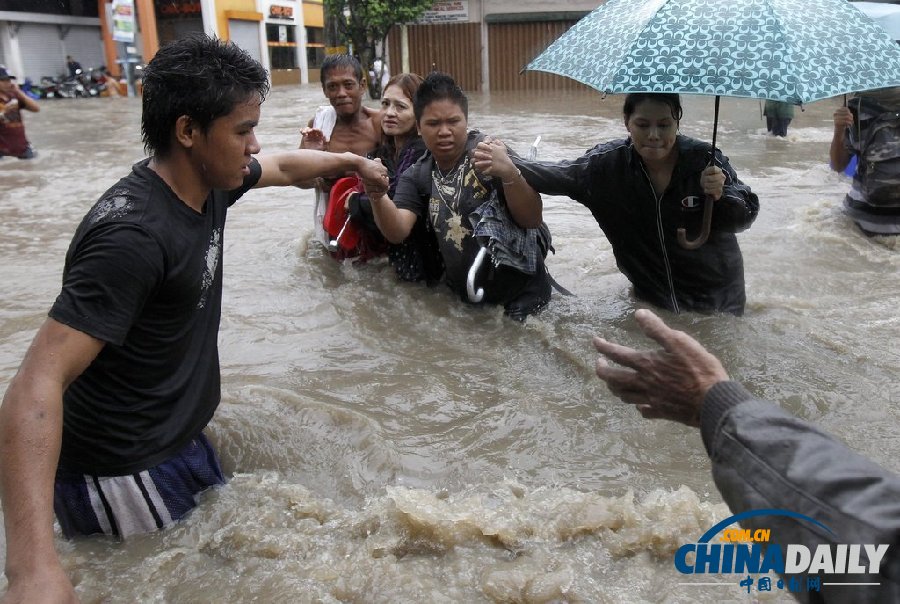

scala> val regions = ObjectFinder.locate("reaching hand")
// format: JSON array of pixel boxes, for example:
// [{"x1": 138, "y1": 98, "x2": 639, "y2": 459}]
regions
[
  {"x1": 299, "y1": 127, "x2": 327, "y2": 151},
  {"x1": 593, "y1": 309, "x2": 729, "y2": 427},
  {"x1": 700, "y1": 166, "x2": 725, "y2": 201}
]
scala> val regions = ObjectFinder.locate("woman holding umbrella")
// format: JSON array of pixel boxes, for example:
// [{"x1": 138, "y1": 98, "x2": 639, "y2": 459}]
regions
[{"x1": 508, "y1": 93, "x2": 759, "y2": 316}]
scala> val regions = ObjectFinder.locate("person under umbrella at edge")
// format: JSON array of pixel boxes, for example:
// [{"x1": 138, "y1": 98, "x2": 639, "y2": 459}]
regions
[
  {"x1": 363, "y1": 72, "x2": 554, "y2": 321},
  {"x1": 510, "y1": 93, "x2": 759, "y2": 316}
]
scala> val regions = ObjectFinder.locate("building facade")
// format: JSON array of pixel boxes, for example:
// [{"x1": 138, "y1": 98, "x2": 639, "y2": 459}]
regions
[
  {"x1": 387, "y1": 0, "x2": 601, "y2": 92},
  {"x1": 0, "y1": 2, "x2": 105, "y2": 83},
  {"x1": 0, "y1": 0, "x2": 325, "y2": 86}
]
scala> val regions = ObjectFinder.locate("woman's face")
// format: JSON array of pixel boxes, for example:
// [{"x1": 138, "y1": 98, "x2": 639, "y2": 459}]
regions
[
  {"x1": 381, "y1": 84, "x2": 416, "y2": 139},
  {"x1": 417, "y1": 98, "x2": 468, "y2": 170},
  {"x1": 625, "y1": 99, "x2": 679, "y2": 163}
]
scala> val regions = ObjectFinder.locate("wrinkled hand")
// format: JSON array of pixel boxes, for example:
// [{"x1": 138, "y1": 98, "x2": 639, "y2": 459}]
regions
[
  {"x1": 472, "y1": 137, "x2": 518, "y2": 182},
  {"x1": 358, "y1": 158, "x2": 389, "y2": 199},
  {"x1": 833, "y1": 106, "x2": 854, "y2": 133},
  {"x1": 593, "y1": 309, "x2": 729, "y2": 427},
  {"x1": 299, "y1": 127, "x2": 327, "y2": 151},
  {"x1": 700, "y1": 166, "x2": 725, "y2": 201}
]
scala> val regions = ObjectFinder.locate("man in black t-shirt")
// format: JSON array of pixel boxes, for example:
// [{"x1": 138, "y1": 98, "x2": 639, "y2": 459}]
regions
[{"x1": 0, "y1": 36, "x2": 388, "y2": 603}]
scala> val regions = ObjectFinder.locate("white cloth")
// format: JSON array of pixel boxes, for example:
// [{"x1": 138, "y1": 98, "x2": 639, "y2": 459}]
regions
[{"x1": 312, "y1": 106, "x2": 337, "y2": 247}]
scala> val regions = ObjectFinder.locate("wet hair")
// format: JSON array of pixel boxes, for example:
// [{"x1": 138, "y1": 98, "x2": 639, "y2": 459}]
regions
[
  {"x1": 623, "y1": 93, "x2": 684, "y2": 123},
  {"x1": 320, "y1": 54, "x2": 363, "y2": 85},
  {"x1": 384, "y1": 72, "x2": 424, "y2": 110},
  {"x1": 414, "y1": 71, "x2": 468, "y2": 122},
  {"x1": 141, "y1": 35, "x2": 269, "y2": 157}
]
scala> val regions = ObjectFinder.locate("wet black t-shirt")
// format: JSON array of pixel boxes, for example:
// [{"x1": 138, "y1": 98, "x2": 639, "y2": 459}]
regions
[{"x1": 50, "y1": 158, "x2": 261, "y2": 475}]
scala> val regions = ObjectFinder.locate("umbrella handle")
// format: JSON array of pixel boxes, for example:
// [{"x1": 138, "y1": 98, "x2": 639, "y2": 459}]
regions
[
  {"x1": 466, "y1": 246, "x2": 488, "y2": 302},
  {"x1": 327, "y1": 215, "x2": 352, "y2": 253},
  {"x1": 679, "y1": 96, "x2": 720, "y2": 251},
  {"x1": 676, "y1": 194, "x2": 714, "y2": 250}
]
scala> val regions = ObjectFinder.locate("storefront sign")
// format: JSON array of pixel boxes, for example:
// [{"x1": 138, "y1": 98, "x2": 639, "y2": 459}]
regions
[
  {"x1": 418, "y1": 0, "x2": 469, "y2": 24},
  {"x1": 157, "y1": 0, "x2": 202, "y2": 17},
  {"x1": 269, "y1": 4, "x2": 295, "y2": 21},
  {"x1": 111, "y1": 0, "x2": 135, "y2": 43}
]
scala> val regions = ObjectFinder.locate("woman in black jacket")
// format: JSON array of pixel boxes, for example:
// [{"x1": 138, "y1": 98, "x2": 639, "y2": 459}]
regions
[{"x1": 514, "y1": 93, "x2": 759, "y2": 316}]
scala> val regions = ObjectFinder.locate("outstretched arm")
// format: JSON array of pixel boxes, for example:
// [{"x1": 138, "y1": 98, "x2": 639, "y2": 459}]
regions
[
  {"x1": 364, "y1": 193, "x2": 417, "y2": 244},
  {"x1": 255, "y1": 150, "x2": 387, "y2": 190},
  {"x1": 592, "y1": 308, "x2": 729, "y2": 426},
  {"x1": 472, "y1": 138, "x2": 543, "y2": 229},
  {"x1": 1, "y1": 319, "x2": 104, "y2": 604},
  {"x1": 592, "y1": 310, "x2": 900, "y2": 591}
]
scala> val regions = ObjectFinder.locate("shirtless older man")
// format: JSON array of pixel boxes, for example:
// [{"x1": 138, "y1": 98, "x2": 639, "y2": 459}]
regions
[
  {"x1": 301, "y1": 54, "x2": 381, "y2": 155},
  {"x1": 300, "y1": 55, "x2": 383, "y2": 248}
]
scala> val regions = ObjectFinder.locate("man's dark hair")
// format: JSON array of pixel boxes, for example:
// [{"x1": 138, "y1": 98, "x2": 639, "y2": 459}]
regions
[
  {"x1": 140, "y1": 35, "x2": 269, "y2": 157},
  {"x1": 320, "y1": 54, "x2": 363, "y2": 85},
  {"x1": 413, "y1": 71, "x2": 468, "y2": 122}
]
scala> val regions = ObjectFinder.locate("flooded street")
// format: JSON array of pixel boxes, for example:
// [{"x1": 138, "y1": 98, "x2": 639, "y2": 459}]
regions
[{"x1": 0, "y1": 83, "x2": 898, "y2": 602}]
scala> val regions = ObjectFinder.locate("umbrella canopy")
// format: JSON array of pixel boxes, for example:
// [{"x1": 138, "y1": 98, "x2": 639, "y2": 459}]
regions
[
  {"x1": 524, "y1": 0, "x2": 900, "y2": 105},
  {"x1": 852, "y1": 1, "x2": 900, "y2": 41}
]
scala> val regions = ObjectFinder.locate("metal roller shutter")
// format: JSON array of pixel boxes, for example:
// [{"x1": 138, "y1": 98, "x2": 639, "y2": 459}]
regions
[
  {"x1": 17, "y1": 23, "x2": 66, "y2": 81},
  {"x1": 229, "y1": 20, "x2": 262, "y2": 65},
  {"x1": 63, "y1": 26, "x2": 104, "y2": 71}
]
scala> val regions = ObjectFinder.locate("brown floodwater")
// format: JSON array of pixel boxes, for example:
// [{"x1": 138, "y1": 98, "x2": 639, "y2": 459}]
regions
[{"x1": 0, "y1": 83, "x2": 897, "y2": 603}]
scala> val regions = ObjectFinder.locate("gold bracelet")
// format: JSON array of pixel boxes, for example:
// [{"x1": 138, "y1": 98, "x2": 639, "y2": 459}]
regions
[{"x1": 502, "y1": 168, "x2": 522, "y2": 186}]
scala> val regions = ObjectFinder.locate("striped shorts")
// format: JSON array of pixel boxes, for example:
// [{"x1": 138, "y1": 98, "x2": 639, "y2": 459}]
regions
[{"x1": 53, "y1": 433, "x2": 226, "y2": 539}]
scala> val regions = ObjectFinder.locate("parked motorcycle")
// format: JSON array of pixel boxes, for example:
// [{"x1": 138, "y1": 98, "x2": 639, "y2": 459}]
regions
[{"x1": 38, "y1": 76, "x2": 63, "y2": 99}]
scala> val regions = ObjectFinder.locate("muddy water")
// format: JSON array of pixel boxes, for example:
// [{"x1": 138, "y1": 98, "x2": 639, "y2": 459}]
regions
[{"x1": 0, "y1": 85, "x2": 897, "y2": 603}]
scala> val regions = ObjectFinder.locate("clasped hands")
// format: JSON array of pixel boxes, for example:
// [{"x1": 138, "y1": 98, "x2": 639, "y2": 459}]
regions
[
  {"x1": 359, "y1": 158, "x2": 390, "y2": 199},
  {"x1": 472, "y1": 137, "x2": 520, "y2": 182}
]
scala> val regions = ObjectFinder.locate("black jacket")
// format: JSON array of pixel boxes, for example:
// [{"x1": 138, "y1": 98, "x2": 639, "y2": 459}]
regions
[{"x1": 515, "y1": 135, "x2": 758, "y2": 315}]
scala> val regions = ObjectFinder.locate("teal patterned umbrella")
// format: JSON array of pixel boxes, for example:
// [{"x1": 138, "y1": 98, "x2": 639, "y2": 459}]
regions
[
  {"x1": 525, "y1": 0, "x2": 900, "y2": 104},
  {"x1": 524, "y1": 0, "x2": 900, "y2": 248}
]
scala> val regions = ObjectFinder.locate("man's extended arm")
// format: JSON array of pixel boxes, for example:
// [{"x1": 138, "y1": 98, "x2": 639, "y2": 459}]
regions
[
  {"x1": 1, "y1": 319, "x2": 104, "y2": 604},
  {"x1": 254, "y1": 150, "x2": 387, "y2": 190},
  {"x1": 592, "y1": 309, "x2": 900, "y2": 595}
]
